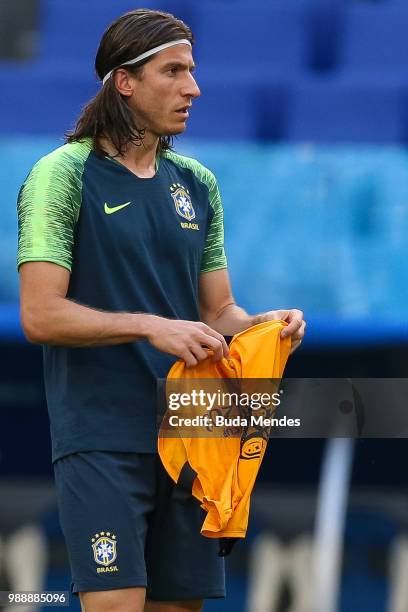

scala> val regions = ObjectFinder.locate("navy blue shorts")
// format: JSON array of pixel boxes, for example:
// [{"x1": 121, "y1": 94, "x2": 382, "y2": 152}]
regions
[{"x1": 54, "y1": 451, "x2": 225, "y2": 601}]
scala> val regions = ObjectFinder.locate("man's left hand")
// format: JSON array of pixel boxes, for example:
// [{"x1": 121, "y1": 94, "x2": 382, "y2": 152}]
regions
[{"x1": 255, "y1": 309, "x2": 305, "y2": 354}]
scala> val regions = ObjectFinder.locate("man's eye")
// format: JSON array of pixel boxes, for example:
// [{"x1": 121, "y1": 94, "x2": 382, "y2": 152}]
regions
[{"x1": 168, "y1": 67, "x2": 178, "y2": 75}]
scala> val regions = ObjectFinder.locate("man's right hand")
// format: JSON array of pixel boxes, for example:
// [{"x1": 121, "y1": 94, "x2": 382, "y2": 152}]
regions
[{"x1": 145, "y1": 316, "x2": 229, "y2": 367}]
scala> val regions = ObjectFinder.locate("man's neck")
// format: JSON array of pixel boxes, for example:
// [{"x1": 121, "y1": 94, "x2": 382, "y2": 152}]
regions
[{"x1": 100, "y1": 133, "x2": 160, "y2": 179}]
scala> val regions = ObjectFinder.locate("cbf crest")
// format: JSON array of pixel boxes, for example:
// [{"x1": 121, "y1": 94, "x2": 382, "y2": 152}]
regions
[
  {"x1": 170, "y1": 183, "x2": 196, "y2": 221},
  {"x1": 91, "y1": 532, "x2": 117, "y2": 567}
]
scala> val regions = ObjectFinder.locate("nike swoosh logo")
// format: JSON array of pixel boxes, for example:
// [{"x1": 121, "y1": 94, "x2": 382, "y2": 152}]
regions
[{"x1": 104, "y1": 201, "x2": 131, "y2": 215}]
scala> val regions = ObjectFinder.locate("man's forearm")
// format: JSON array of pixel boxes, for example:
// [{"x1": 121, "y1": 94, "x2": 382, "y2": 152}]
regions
[
  {"x1": 21, "y1": 295, "x2": 155, "y2": 347},
  {"x1": 203, "y1": 303, "x2": 257, "y2": 336}
]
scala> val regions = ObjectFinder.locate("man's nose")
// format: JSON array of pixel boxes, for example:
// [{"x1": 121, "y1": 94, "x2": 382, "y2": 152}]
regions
[{"x1": 182, "y1": 73, "x2": 201, "y2": 99}]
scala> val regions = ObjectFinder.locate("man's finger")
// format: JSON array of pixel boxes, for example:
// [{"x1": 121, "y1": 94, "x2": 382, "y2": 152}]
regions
[
  {"x1": 181, "y1": 350, "x2": 198, "y2": 368},
  {"x1": 289, "y1": 319, "x2": 306, "y2": 341},
  {"x1": 190, "y1": 344, "x2": 210, "y2": 362},
  {"x1": 200, "y1": 334, "x2": 224, "y2": 362},
  {"x1": 281, "y1": 315, "x2": 303, "y2": 337},
  {"x1": 284, "y1": 319, "x2": 302, "y2": 333},
  {"x1": 202, "y1": 327, "x2": 229, "y2": 358},
  {"x1": 296, "y1": 320, "x2": 306, "y2": 339},
  {"x1": 289, "y1": 338, "x2": 302, "y2": 355}
]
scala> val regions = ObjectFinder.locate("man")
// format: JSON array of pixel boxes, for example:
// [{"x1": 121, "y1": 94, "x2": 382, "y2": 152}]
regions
[{"x1": 17, "y1": 9, "x2": 305, "y2": 612}]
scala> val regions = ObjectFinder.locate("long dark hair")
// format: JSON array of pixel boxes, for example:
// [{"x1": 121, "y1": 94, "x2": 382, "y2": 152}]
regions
[{"x1": 66, "y1": 9, "x2": 194, "y2": 157}]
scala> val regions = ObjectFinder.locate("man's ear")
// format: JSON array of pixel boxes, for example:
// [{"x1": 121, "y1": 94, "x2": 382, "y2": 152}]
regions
[{"x1": 113, "y1": 69, "x2": 135, "y2": 97}]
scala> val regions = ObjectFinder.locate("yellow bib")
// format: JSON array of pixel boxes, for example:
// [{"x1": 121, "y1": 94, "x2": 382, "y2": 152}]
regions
[{"x1": 159, "y1": 320, "x2": 291, "y2": 541}]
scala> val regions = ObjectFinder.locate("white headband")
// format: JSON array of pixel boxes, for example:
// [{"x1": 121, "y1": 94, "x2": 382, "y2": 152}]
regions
[{"x1": 102, "y1": 39, "x2": 192, "y2": 85}]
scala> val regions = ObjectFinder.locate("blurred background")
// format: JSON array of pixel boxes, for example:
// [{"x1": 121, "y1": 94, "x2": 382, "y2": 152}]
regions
[{"x1": 1, "y1": 0, "x2": 408, "y2": 610}]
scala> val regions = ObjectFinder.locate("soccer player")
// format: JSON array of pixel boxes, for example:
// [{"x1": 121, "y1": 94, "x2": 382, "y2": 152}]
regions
[{"x1": 17, "y1": 9, "x2": 305, "y2": 612}]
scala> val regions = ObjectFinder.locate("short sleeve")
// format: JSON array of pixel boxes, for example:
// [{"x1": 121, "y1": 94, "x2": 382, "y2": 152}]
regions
[
  {"x1": 200, "y1": 171, "x2": 227, "y2": 273},
  {"x1": 17, "y1": 142, "x2": 90, "y2": 272}
]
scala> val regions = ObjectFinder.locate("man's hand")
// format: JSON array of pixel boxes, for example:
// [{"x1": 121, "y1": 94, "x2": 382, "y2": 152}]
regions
[
  {"x1": 145, "y1": 316, "x2": 229, "y2": 367},
  {"x1": 254, "y1": 309, "x2": 306, "y2": 354}
]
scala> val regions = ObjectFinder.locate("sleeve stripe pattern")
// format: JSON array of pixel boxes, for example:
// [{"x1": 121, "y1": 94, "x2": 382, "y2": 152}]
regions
[
  {"x1": 17, "y1": 140, "x2": 92, "y2": 272},
  {"x1": 163, "y1": 151, "x2": 227, "y2": 273}
]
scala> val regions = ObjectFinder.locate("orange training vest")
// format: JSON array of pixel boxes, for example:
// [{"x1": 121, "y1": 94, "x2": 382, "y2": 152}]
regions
[{"x1": 159, "y1": 320, "x2": 291, "y2": 547}]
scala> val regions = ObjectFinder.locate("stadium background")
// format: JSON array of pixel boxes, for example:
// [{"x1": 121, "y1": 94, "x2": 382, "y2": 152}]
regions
[{"x1": 1, "y1": 0, "x2": 408, "y2": 610}]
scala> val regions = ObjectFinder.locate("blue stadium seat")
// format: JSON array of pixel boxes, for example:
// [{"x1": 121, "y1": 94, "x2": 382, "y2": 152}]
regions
[
  {"x1": 193, "y1": 2, "x2": 309, "y2": 76},
  {"x1": 339, "y1": 6, "x2": 408, "y2": 74},
  {"x1": 187, "y1": 78, "x2": 258, "y2": 140},
  {"x1": 40, "y1": 0, "x2": 139, "y2": 65},
  {"x1": 286, "y1": 77, "x2": 408, "y2": 144},
  {"x1": 39, "y1": 0, "x2": 196, "y2": 65},
  {"x1": 187, "y1": 78, "x2": 287, "y2": 140},
  {"x1": 306, "y1": 0, "x2": 344, "y2": 71},
  {"x1": 0, "y1": 64, "x2": 98, "y2": 135}
]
